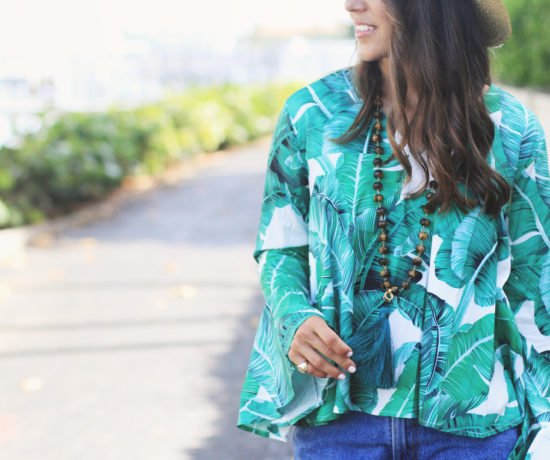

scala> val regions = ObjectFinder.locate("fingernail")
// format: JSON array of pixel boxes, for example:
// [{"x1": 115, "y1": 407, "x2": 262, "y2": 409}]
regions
[
  {"x1": 347, "y1": 366, "x2": 356, "y2": 373},
  {"x1": 347, "y1": 351, "x2": 353, "y2": 357},
  {"x1": 338, "y1": 373, "x2": 346, "y2": 380}
]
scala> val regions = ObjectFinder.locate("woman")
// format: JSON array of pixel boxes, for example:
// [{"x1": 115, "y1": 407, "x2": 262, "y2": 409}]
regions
[{"x1": 237, "y1": 1, "x2": 549, "y2": 459}]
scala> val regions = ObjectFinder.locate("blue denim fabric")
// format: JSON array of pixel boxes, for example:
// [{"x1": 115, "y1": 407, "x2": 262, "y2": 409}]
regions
[{"x1": 291, "y1": 411, "x2": 521, "y2": 460}]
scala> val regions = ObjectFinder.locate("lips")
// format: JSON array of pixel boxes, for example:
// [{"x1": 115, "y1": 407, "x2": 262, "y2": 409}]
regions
[{"x1": 354, "y1": 23, "x2": 377, "y2": 37}]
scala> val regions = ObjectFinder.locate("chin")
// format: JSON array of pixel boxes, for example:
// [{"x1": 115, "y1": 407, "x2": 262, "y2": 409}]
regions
[
  {"x1": 356, "y1": 45, "x2": 387, "y2": 62},
  {"x1": 358, "y1": 52, "x2": 386, "y2": 62}
]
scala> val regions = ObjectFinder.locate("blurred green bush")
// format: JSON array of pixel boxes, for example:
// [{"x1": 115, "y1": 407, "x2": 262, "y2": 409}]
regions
[
  {"x1": 0, "y1": 81, "x2": 302, "y2": 228},
  {"x1": 492, "y1": 0, "x2": 550, "y2": 89}
]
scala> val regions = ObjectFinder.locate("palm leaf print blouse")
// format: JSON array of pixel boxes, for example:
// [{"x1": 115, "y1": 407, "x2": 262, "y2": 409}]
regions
[{"x1": 237, "y1": 66, "x2": 550, "y2": 460}]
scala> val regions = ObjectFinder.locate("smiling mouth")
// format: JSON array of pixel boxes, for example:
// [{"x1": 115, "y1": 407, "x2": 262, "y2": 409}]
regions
[{"x1": 355, "y1": 24, "x2": 377, "y2": 32}]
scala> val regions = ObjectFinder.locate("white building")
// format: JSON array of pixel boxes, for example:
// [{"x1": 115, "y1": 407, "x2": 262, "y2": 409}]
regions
[{"x1": 0, "y1": 29, "x2": 357, "y2": 146}]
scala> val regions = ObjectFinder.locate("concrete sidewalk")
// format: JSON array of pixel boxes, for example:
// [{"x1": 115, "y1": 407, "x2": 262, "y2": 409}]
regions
[{"x1": 0, "y1": 138, "x2": 293, "y2": 460}]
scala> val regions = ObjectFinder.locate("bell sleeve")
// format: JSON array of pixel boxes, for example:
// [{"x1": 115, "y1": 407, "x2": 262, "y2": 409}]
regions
[
  {"x1": 503, "y1": 110, "x2": 550, "y2": 459},
  {"x1": 252, "y1": 103, "x2": 326, "y2": 354},
  {"x1": 237, "y1": 102, "x2": 328, "y2": 440}
]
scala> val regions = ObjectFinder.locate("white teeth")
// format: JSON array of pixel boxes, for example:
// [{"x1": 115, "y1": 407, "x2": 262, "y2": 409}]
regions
[{"x1": 356, "y1": 25, "x2": 376, "y2": 32}]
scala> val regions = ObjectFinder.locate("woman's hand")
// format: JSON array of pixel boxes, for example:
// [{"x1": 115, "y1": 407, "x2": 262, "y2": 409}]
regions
[{"x1": 288, "y1": 316, "x2": 357, "y2": 380}]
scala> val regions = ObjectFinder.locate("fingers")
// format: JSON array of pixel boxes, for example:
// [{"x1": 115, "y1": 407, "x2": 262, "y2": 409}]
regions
[
  {"x1": 308, "y1": 333, "x2": 356, "y2": 375},
  {"x1": 314, "y1": 323, "x2": 354, "y2": 359},
  {"x1": 288, "y1": 316, "x2": 356, "y2": 380},
  {"x1": 288, "y1": 349, "x2": 328, "y2": 378},
  {"x1": 301, "y1": 344, "x2": 348, "y2": 380}
]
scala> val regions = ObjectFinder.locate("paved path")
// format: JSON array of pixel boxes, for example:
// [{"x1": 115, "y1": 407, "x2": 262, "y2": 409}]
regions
[{"x1": 0, "y1": 139, "x2": 293, "y2": 460}]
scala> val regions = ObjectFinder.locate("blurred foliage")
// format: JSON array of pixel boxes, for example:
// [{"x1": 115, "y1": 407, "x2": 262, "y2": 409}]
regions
[
  {"x1": 492, "y1": 0, "x2": 550, "y2": 89},
  {"x1": 0, "y1": 81, "x2": 303, "y2": 228}
]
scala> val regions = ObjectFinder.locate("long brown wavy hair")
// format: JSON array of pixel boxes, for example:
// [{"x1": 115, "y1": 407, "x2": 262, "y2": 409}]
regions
[{"x1": 331, "y1": 0, "x2": 511, "y2": 217}]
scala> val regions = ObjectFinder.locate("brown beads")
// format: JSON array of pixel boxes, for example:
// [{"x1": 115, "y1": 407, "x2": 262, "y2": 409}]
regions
[
  {"x1": 408, "y1": 270, "x2": 422, "y2": 282},
  {"x1": 368, "y1": 91, "x2": 438, "y2": 303},
  {"x1": 381, "y1": 280, "x2": 392, "y2": 289}
]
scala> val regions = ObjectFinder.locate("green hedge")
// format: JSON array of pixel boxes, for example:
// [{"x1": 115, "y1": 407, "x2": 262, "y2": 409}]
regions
[
  {"x1": 492, "y1": 0, "x2": 550, "y2": 89},
  {"x1": 0, "y1": 81, "x2": 303, "y2": 229}
]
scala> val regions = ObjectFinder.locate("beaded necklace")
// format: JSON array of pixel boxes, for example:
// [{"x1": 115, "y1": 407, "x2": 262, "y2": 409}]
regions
[
  {"x1": 371, "y1": 93, "x2": 439, "y2": 303},
  {"x1": 347, "y1": 95, "x2": 441, "y2": 390}
]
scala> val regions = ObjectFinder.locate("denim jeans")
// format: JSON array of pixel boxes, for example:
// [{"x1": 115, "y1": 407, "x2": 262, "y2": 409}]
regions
[{"x1": 291, "y1": 410, "x2": 521, "y2": 460}]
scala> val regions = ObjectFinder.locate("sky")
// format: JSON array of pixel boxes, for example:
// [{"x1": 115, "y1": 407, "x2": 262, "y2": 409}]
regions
[{"x1": 0, "y1": 0, "x2": 350, "y2": 57}]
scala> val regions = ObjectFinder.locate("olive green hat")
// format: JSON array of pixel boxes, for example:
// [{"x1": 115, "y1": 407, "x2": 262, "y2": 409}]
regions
[{"x1": 473, "y1": 0, "x2": 512, "y2": 47}]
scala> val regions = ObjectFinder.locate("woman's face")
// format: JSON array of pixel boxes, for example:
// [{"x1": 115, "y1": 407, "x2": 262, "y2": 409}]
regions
[{"x1": 344, "y1": 0, "x2": 392, "y2": 62}]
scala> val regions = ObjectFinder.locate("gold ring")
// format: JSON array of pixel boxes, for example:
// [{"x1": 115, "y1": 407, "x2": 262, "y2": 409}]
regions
[{"x1": 296, "y1": 361, "x2": 309, "y2": 374}]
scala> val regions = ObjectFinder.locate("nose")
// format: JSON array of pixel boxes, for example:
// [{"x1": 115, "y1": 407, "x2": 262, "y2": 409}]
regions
[{"x1": 344, "y1": 0, "x2": 367, "y2": 13}]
